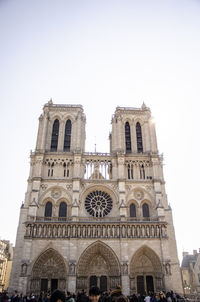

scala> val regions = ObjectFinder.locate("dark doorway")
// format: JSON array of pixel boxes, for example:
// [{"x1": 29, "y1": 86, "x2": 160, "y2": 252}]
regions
[
  {"x1": 51, "y1": 279, "x2": 58, "y2": 292},
  {"x1": 41, "y1": 279, "x2": 48, "y2": 292},
  {"x1": 146, "y1": 275, "x2": 154, "y2": 294},
  {"x1": 90, "y1": 276, "x2": 97, "y2": 288},
  {"x1": 100, "y1": 276, "x2": 107, "y2": 292},
  {"x1": 137, "y1": 275, "x2": 145, "y2": 294}
]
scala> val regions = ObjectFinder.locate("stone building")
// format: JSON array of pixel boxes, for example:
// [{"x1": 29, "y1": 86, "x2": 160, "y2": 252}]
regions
[
  {"x1": 181, "y1": 250, "x2": 200, "y2": 296},
  {"x1": 9, "y1": 101, "x2": 183, "y2": 296},
  {"x1": 0, "y1": 240, "x2": 13, "y2": 292}
]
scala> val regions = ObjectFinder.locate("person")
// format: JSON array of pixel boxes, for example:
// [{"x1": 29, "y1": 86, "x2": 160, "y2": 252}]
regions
[
  {"x1": 89, "y1": 286, "x2": 101, "y2": 302},
  {"x1": 166, "y1": 293, "x2": 172, "y2": 302},
  {"x1": 144, "y1": 294, "x2": 151, "y2": 302},
  {"x1": 77, "y1": 290, "x2": 89, "y2": 302},
  {"x1": 50, "y1": 290, "x2": 66, "y2": 302},
  {"x1": 110, "y1": 286, "x2": 128, "y2": 302},
  {"x1": 66, "y1": 291, "x2": 75, "y2": 302},
  {"x1": 11, "y1": 291, "x2": 19, "y2": 302},
  {"x1": 158, "y1": 292, "x2": 167, "y2": 302},
  {"x1": 1, "y1": 292, "x2": 9, "y2": 302}
]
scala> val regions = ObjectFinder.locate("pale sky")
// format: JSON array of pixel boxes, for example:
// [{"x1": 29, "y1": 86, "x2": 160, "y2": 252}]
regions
[{"x1": 0, "y1": 0, "x2": 200, "y2": 263}]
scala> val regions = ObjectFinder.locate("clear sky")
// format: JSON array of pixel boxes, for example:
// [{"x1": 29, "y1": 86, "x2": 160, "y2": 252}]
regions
[{"x1": 0, "y1": 0, "x2": 200, "y2": 263}]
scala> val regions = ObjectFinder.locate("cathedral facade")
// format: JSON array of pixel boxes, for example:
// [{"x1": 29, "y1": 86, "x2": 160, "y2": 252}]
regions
[{"x1": 9, "y1": 101, "x2": 183, "y2": 295}]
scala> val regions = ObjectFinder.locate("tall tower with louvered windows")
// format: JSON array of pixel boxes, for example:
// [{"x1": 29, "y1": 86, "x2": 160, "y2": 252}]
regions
[{"x1": 9, "y1": 101, "x2": 183, "y2": 296}]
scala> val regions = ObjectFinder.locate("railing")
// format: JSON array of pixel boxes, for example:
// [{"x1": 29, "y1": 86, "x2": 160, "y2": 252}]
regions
[
  {"x1": 26, "y1": 216, "x2": 160, "y2": 223},
  {"x1": 24, "y1": 218, "x2": 167, "y2": 239},
  {"x1": 31, "y1": 150, "x2": 158, "y2": 156}
]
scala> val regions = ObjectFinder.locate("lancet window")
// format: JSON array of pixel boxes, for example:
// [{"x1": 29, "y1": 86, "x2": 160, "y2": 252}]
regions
[
  {"x1": 51, "y1": 119, "x2": 59, "y2": 151},
  {"x1": 130, "y1": 203, "x2": 136, "y2": 217},
  {"x1": 44, "y1": 201, "x2": 52, "y2": 218},
  {"x1": 59, "y1": 202, "x2": 67, "y2": 219},
  {"x1": 127, "y1": 163, "x2": 134, "y2": 179},
  {"x1": 48, "y1": 162, "x2": 54, "y2": 177},
  {"x1": 140, "y1": 164, "x2": 145, "y2": 179},
  {"x1": 64, "y1": 120, "x2": 72, "y2": 151},
  {"x1": 125, "y1": 122, "x2": 132, "y2": 153},
  {"x1": 142, "y1": 203, "x2": 150, "y2": 218},
  {"x1": 136, "y1": 122, "x2": 143, "y2": 153},
  {"x1": 63, "y1": 163, "x2": 70, "y2": 177}
]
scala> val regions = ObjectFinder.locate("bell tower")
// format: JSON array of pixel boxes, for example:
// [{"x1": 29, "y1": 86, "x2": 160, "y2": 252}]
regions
[
  {"x1": 110, "y1": 103, "x2": 157, "y2": 154},
  {"x1": 35, "y1": 100, "x2": 86, "y2": 153}
]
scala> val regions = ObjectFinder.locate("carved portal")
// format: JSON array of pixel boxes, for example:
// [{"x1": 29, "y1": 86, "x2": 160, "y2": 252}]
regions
[
  {"x1": 30, "y1": 248, "x2": 67, "y2": 295},
  {"x1": 130, "y1": 246, "x2": 163, "y2": 294},
  {"x1": 77, "y1": 241, "x2": 120, "y2": 292}
]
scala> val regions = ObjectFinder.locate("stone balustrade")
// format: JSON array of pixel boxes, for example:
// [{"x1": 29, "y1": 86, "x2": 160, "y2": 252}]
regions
[{"x1": 24, "y1": 219, "x2": 167, "y2": 239}]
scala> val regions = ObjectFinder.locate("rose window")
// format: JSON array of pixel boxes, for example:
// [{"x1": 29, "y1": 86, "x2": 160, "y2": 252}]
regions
[{"x1": 85, "y1": 190, "x2": 113, "y2": 217}]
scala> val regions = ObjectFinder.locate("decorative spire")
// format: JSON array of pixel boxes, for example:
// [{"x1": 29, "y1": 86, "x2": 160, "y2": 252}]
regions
[{"x1": 141, "y1": 102, "x2": 147, "y2": 110}]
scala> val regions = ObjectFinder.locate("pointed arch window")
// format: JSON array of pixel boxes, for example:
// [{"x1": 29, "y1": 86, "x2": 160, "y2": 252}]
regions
[
  {"x1": 51, "y1": 119, "x2": 59, "y2": 151},
  {"x1": 130, "y1": 203, "x2": 136, "y2": 217},
  {"x1": 136, "y1": 122, "x2": 143, "y2": 153},
  {"x1": 59, "y1": 201, "x2": 67, "y2": 219},
  {"x1": 64, "y1": 120, "x2": 72, "y2": 151},
  {"x1": 125, "y1": 122, "x2": 132, "y2": 153},
  {"x1": 44, "y1": 201, "x2": 52, "y2": 218},
  {"x1": 142, "y1": 203, "x2": 150, "y2": 218},
  {"x1": 140, "y1": 164, "x2": 145, "y2": 179},
  {"x1": 127, "y1": 163, "x2": 134, "y2": 179}
]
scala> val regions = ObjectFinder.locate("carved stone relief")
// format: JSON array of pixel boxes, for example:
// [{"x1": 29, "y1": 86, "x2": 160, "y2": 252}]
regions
[
  {"x1": 69, "y1": 261, "x2": 76, "y2": 276},
  {"x1": 41, "y1": 184, "x2": 48, "y2": 191},
  {"x1": 51, "y1": 189, "x2": 61, "y2": 199},
  {"x1": 121, "y1": 262, "x2": 128, "y2": 275},
  {"x1": 21, "y1": 263, "x2": 28, "y2": 276},
  {"x1": 134, "y1": 190, "x2": 144, "y2": 200}
]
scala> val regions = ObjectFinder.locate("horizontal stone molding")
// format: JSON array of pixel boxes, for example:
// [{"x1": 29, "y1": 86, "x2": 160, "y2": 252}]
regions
[{"x1": 24, "y1": 220, "x2": 167, "y2": 239}]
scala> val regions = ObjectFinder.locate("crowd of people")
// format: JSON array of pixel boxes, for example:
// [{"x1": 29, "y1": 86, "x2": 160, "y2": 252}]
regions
[{"x1": 0, "y1": 286, "x2": 193, "y2": 302}]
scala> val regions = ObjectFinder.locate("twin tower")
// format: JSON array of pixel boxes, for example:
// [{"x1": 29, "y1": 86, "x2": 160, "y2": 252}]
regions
[{"x1": 9, "y1": 101, "x2": 183, "y2": 296}]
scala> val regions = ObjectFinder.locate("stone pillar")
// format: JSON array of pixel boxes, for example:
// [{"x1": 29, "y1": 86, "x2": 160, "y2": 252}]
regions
[
  {"x1": 121, "y1": 263, "x2": 130, "y2": 295},
  {"x1": 149, "y1": 120, "x2": 158, "y2": 153},
  {"x1": 68, "y1": 276, "x2": 76, "y2": 293},
  {"x1": 35, "y1": 114, "x2": 44, "y2": 151},
  {"x1": 131, "y1": 123, "x2": 137, "y2": 153},
  {"x1": 75, "y1": 112, "x2": 82, "y2": 152},
  {"x1": 68, "y1": 261, "x2": 76, "y2": 292},
  {"x1": 58, "y1": 120, "x2": 65, "y2": 151},
  {"x1": 144, "y1": 121, "x2": 150, "y2": 152},
  {"x1": 40, "y1": 111, "x2": 49, "y2": 151}
]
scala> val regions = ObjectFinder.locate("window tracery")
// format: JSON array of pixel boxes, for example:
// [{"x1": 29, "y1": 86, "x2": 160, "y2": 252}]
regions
[
  {"x1": 136, "y1": 122, "x2": 143, "y2": 153},
  {"x1": 44, "y1": 201, "x2": 52, "y2": 218},
  {"x1": 125, "y1": 122, "x2": 132, "y2": 153},
  {"x1": 51, "y1": 119, "x2": 59, "y2": 151},
  {"x1": 142, "y1": 203, "x2": 150, "y2": 218},
  {"x1": 130, "y1": 203, "x2": 136, "y2": 217},
  {"x1": 59, "y1": 201, "x2": 67, "y2": 219},
  {"x1": 64, "y1": 119, "x2": 71, "y2": 151},
  {"x1": 85, "y1": 191, "x2": 113, "y2": 217}
]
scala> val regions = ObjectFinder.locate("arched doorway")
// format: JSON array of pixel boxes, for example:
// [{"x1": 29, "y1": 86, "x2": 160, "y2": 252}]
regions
[
  {"x1": 77, "y1": 241, "x2": 121, "y2": 292},
  {"x1": 30, "y1": 248, "x2": 67, "y2": 295},
  {"x1": 130, "y1": 246, "x2": 163, "y2": 294}
]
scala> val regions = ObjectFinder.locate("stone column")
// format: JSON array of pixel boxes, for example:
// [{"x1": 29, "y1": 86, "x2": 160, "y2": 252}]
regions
[
  {"x1": 68, "y1": 262, "x2": 76, "y2": 293},
  {"x1": 131, "y1": 123, "x2": 137, "y2": 153},
  {"x1": 121, "y1": 263, "x2": 130, "y2": 295},
  {"x1": 58, "y1": 120, "x2": 65, "y2": 151},
  {"x1": 149, "y1": 120, "x2": 158, "y2": 153},
  {"x1": 36, "y1": 114, "x2": 44, "y2": 151},
  {"x1": 144, "y1": 121, "x2": 150, "y2": 152},
  {"x1": 40, "y1": 112, "x2": 49, "y2": 151}
]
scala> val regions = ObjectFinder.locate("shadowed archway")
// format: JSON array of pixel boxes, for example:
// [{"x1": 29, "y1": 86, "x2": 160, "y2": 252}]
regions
[
  {"x1": 77, "y1": 241, "x2": 121, "y2": 292},
  {"x1": 30, "y1": 248, "x2": 67, "y2": 295},
  {"x1": 130, "y1": 246, "x2": 163, "y2": 294}
]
